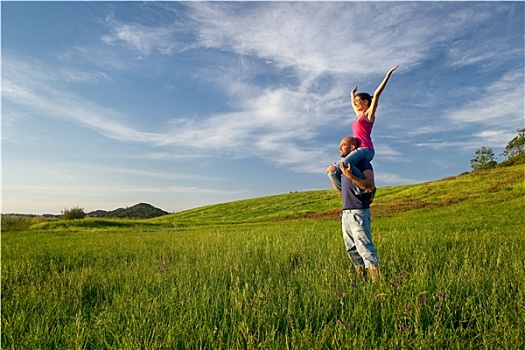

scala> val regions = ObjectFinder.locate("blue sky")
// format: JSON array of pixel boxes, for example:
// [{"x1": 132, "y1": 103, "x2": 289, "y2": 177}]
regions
[{"x1": 2, "y1": 1, "x2": 524, "y2": 215}]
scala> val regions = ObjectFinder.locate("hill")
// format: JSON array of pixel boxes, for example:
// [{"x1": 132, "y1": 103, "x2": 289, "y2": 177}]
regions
[
  {"x1": 4, "y1": 164, "x2": 523, "y2": 349},
  {"x1": 152, "y1": 163, "x2": 524, "y2": 226},
  {"x1": 7, "y1": 163, "x2": 523, "y2": 232},
  {"x1": 87, "y1": 202, "x2": 169, "y2": 219}
]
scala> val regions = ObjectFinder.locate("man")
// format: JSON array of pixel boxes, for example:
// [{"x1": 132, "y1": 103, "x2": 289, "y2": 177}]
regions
[{"x1": 326, "y1": 136, "x2": 380, "y2": 283}]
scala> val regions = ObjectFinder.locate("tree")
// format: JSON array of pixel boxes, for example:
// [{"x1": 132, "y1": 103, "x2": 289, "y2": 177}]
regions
[
  {"x1": 62, "y1": 206, "x2": 86, "y2": 220},
  {"x1": 470, "y1": 147, "x2": 497, "y2": 171},
  {"x1": 502, "y1": 128, "x2": 525, "y2": 159}
]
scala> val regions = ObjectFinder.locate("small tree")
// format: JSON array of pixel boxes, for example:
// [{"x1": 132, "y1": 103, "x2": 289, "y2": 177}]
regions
[
  {"x1": 62, "y1": 206, "x2": 86, "y2": 220},
  {"x1": 502, "y1": 128, "x2": 525, "y2": 159},
  {"x1": 470, "y1": 147, "x2": 497, "y2": 171}
]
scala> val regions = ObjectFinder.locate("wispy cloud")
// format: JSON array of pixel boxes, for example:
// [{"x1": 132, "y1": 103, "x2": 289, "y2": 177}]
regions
[
  {"x1": 473, "y1": 130, "x2": 519, "y2": 147},
  {"x1": 446, "y1": 4, "x2": 522, "y2": 69},
  {"x1": 446, "y1": 69, "x2": 524, "y2": 128},
  {"x1": 415, "y1": 140, "x2": 482, "y2": 151},
  {"x1": 4, "y1": 183, "x2": 248, "y2": 213},
  {"x1": 6, "y1": 184, "x2": 245, "y2": 196},
  {"x1": 3, "y1": 1, "x2": 524, "y2": 214},
  {"x1": 375, "y1": 172, "x2": 419, "y2": 186},
  {"x1": 101, "y1": 14, "x2": 186, "y2": 57},
  {"x1": 2, "y1": 53, "x2": 163, "y2": 144},
  {"x1": 4, "y1": 2, "x2": 523, "y2": 177}
]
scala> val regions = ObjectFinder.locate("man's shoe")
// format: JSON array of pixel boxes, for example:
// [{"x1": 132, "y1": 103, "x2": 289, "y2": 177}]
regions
[
  {"x1": 368, "y1": 266, "x2": 381, "y2": 284},
  {"x1": 355, "y1": 266, "x2": 366, "y2": 281}
]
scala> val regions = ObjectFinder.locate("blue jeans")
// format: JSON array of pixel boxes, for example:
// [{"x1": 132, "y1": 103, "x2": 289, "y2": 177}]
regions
[
  {"x1": 327, "y1": 148, "x2": 375, "y2": 193},
  {"x1": 341, "y1": 209, "x2": 379, "y2": 268}
]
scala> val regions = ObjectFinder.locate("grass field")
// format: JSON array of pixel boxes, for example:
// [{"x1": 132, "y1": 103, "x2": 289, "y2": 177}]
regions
[{"x1": 2, "y1": 165, "x2": 524, "y2": 349}]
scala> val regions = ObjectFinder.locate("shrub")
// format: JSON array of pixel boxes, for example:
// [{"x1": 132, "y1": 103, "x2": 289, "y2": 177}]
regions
[
  {"x1": 2, "y1": 215, "x2": 33, "y2": 231},
  {"x1": 1, "y1": 215, "x2": 52, "y2": 231},
  {"x1": 470, "y1": 147, "x2": 497, "y2": 171},
  {"x1": 499, "y1": 128, "x2": 525, "y2": 167},
  {"x1": 62, "y1": 207, "x2": 86, "y2": 220},
  {"x1": 501, "y1": 128, "x2": 524, "y2": 159}
]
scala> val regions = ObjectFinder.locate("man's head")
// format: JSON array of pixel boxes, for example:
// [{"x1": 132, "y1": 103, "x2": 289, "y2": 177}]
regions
[{"x1": 339, "y1": 136, "x2": 358, "y2": 157}]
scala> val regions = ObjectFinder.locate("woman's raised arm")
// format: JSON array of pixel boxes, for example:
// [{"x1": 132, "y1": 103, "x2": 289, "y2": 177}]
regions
[{"x1": 366, "y1": 65, "x2": 398, "y2": 122}]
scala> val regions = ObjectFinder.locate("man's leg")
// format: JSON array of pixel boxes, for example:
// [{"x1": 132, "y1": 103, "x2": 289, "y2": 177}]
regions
[
  {"x1": 341, "y1": 149, "x2": 371, "y2": 195},
  {"x1": 347, "y1": 209, "x2": 379, "y2": 268},
  {"x1": 327, "y1": 159, "x2": 343, "y2": 192},
  {"x1": 341, "y1": 210, "x2": 366, "y2": 267}
]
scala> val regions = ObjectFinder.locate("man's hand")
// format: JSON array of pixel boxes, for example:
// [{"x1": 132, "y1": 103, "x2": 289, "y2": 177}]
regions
[
  {"x1": 326, "y1": 164, "x2": 337, "y2": 174},
  {"x1": 340, "y1": 162, "x2": 352, "y2": 179}
]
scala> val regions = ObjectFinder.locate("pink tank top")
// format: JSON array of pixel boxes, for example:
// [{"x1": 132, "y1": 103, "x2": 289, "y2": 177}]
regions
[{"x1": 352, "y1": 114, "x2": 374, "y2": 150}]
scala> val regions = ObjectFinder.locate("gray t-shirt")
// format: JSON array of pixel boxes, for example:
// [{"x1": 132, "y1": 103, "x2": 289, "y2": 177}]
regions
[{"x1": 341, "y1": 160, "x2": 373, "y2": 210}]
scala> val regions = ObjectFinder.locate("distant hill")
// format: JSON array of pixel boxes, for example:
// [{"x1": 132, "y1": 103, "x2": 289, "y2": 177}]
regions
[{"x1": 88, "y1": 203, "x2": 169, "y2": 219}]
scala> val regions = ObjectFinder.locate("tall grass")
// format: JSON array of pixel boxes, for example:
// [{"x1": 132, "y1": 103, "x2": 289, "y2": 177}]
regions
[{"x1": 2, "y1": 165, "x2": 524, "y2": 349}]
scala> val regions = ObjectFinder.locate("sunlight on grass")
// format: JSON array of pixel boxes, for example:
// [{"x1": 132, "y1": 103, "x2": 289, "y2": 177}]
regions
[{"x1": 2, "y1": 165, "x2": 524, "y2": 348}]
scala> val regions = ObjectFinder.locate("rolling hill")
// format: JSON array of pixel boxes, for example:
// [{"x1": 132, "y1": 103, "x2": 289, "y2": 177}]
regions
[
  {"x1": 152, "y1": 163, "x2": 524, "y2": 227},
  {"x1": 9, "y1": 163, "x2": 522, "y2": 232}
]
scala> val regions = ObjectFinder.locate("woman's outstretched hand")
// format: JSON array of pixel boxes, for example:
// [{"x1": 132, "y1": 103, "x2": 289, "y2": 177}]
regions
[{"x1": 387, "y1": 65, "x2": 399, "y2": 75}]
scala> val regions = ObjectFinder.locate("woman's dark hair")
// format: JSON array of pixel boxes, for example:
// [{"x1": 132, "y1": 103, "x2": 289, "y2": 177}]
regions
[{"x1": 355, "y1": 92, "x2": 372, "y2": 106}]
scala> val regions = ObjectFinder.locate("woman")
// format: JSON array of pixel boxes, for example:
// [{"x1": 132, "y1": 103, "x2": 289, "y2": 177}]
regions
[{"x1": 328, "y1": 65, "x2": 398, "y2": 193}]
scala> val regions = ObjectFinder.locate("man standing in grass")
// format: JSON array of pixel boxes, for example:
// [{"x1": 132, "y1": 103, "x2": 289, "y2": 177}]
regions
[{"x1": 326, "y1": 136, "x2": 380, "y2": 283}]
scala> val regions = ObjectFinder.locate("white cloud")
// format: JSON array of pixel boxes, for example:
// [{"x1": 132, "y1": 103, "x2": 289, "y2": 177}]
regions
[
  {"x1": 185, "y1": 2, "x2": 407, "y2": 75},
  {"x1": 473, "y1": 130, "x2": 519, "y2": 147},
  {"x1": 375, "y1": 172, "x2": 418, "y2": 186},
  {"x1": 94, "y1": 2, "x2": 500, "y2": 78},
  {"x1": 374, "y1": 144, "x2": 404, "y2": 162},
  {"x1": 3, "y1": 183, "x2": 248, "y2": 214},
  {"x1": 183, "y1": 2, "x2": 511, "y2": 78},
  {"x1": 4, "y1": 2, "x2": 523, "y2": 179},
  {"x1": 101, "y1": 15, "x2": 183, "y2": 56},
  {"x1": 446, "y1": 4, "x2": 522, "y2": 68},
  {"x1": 446, "y1": 69, "x2": 524, "y2": 128},
  {"x1": 415, "y1": 140, "x2": 480, "y2": 151},
  {"x1": 2, "y1": 54, "x2": 164, "y2": 144}
]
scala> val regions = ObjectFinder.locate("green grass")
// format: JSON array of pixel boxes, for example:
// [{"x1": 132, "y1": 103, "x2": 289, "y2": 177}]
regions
[
  {"x1": 2, "y1": 164, "x2": 524, "y2": 349},
  {"x1": 152, "y1": 190, "x2": 341, "y2": 226}
]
